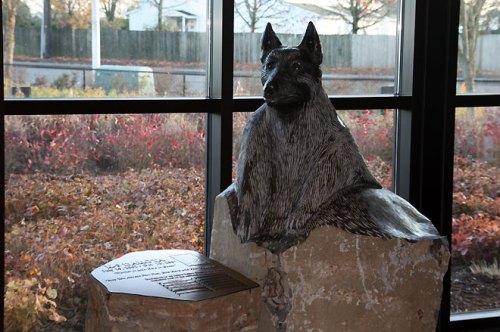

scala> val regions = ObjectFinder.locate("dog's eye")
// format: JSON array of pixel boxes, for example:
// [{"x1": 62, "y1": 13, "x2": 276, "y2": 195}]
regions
[
  {"x1": 266, "y1": 61, "x2": 275, "y2": 69},
  {"x1": 292, "y1": 61, "x2": 302, "y2": 72}
]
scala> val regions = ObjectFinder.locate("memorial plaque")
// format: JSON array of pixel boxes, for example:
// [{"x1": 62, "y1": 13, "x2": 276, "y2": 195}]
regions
[{"x1": 91, "y1": 249, "x2": 259, "y2": 301}]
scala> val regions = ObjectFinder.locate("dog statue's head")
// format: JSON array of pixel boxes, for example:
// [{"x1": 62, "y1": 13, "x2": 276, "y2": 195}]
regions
[{"x1": 260, "y1": 22, "x2": 323, "y2": 109}]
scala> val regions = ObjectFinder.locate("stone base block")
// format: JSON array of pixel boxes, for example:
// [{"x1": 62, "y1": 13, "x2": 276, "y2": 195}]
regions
[{"x1": 210, "y1": 194, "x2": 450, "y2": 332}]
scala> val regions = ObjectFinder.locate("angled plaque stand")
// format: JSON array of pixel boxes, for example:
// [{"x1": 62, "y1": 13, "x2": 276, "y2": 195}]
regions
[{"x1": 85, "y1": 250, "x2": 260, "y2": 331}]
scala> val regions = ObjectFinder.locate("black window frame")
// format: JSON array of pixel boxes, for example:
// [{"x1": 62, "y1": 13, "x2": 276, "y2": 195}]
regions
[{"x1": 2, "y1": 0, "x2": 499, "y2": 330}]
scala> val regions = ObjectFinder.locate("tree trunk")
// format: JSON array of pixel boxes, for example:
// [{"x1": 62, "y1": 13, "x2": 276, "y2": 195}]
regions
[
  {"x1": 249, "y1": 16, "x2": 256, "y2": 33},
  {"x1": 458, "y1": 1, "x2": 486, "y2": 157},
  {"x1": 458, "y1": 0, "x2": 486, "y2": 93},
  {"x1": 105, "y1": 10, "x2": 115, "y2": 22},
  {"x1": 4, "y1": 0, "x2": 19, "y2": 93},
  {"x1": 351, "y1": 13, "x2": 359, "y2": 34},
  {"x1": 157, "y1": 0, "x2": 163, "y2": 31},
  {"x1": 109, "y1": 1, "x2": 117, "y2": 21},
  {"x1": 352, "y1": 21, "x2": 359, "y2": 34},
  {"x1": 458, "y1": 11, "x2": 476, "y2": 93},
  {"x1": 460, "y1": 54, "x2": 476, "y2": 93},
  {"x1": 249, "y1": 0, "x2": 257, "y2": 33},
  {"x1": 43, "y1": 0, "x2": 51, "y2": 58}
]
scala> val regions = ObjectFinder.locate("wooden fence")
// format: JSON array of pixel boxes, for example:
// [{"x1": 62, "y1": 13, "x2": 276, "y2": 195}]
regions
[
  {"x1": 13, "y1": 27, "x2": 392, "y2": 68},
  {"x1": 13, "y1": 27, "x2": 500, "y2": 70}
]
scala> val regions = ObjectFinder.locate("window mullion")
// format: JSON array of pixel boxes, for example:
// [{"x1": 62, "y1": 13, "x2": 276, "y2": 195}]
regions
[
  {"x1": 411, "y1": 0, "x2": 460, "y2": 329},
  {"x1": 205, "y1": 0, "x2": 234, "y2": 255},
  {"x1": 393, "y1": 0, "x2": 416, "y2": 200}
]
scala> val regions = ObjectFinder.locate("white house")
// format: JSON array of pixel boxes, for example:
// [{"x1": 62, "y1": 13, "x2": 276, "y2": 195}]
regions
[{"x1": 128, "y1": 0, "x2": 207, "y2": 32}]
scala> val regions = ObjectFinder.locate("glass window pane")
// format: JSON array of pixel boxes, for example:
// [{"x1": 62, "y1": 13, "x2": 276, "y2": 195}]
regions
[
  {"x1": 451, "y1": 107, "x2": 500, "y2": 314},
  {"x1": 233, "y1": 109, "x2": 394, "y2": 189},
  {"x1": 4, "y1": 114, "x2": 206, "y2": 329},
  {"x1": 234, "y1": 0, "x2": 400, "y2": 96},
  {"x1": 457, "y1": 1, "x2": 500, "y2": 94},
  {"x1": 3, "y1": 0, "x2": 208, "y2": 98}
]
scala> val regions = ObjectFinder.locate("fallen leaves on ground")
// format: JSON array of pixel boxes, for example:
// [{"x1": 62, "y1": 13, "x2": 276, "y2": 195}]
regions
[{"x1": 4, "y1": 167, "x2": 205, "y2": 331}]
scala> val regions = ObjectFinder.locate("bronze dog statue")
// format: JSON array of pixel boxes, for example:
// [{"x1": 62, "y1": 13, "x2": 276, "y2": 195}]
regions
[{"x1": 223, "y1": 22, "x2": 440, "y2": 253}]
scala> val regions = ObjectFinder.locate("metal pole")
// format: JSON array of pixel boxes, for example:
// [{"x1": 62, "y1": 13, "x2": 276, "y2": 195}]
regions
[{"x1": 91, "y1": 0, "x2": 101, "y2": 69}]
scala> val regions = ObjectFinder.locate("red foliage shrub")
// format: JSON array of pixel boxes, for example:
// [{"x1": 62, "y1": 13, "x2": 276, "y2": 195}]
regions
[
  {"x1": 452, "y1": 213, "x2": 499, "y2": 263},
  {"x1": 341, "y1": 110, "x2": 393, "y2": 162},
  {"x1": 455, "y1": 108, "x2": 499, "y2": 160},
  {"x1": 451, "y1": 108, "x2": 499, "y2": 265},
  {"x1": 4, "y1": 114, "x2": 205, "y2": 175},
  {"x1": 452, "y1": 156, "x2": 499, "y2": 263}
]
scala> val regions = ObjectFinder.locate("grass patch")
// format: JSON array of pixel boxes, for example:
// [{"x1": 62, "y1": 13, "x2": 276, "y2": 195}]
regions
[{"x1": 470, "y1": 259, "x2": 500, "y2": 279}]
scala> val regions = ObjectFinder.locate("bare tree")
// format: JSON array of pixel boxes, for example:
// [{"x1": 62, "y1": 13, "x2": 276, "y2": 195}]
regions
[
  {"x1": 312, "y1": 0, "x2": 397, "y2": 34},
  {"x1": 101, "y1": 0, "x2": 139, "y2": 24},
  {"x1": 101, "y1": 0, "x2": 119, "y2": 21},
  {"x1": 3, "y1": 0, "x2": 20, "y2": 91},
  {"x1": 52, "y1": 0, "x2": 91, "y2": 28},
  {"x1": 235, "y1": 0, "x2": 289, "y2": 32},
  {"x1": 150, "y1": 0, "x2": 164, "y2": 30},
  {"x1": 458, "y1": 0, "x2": 498, "y2": 157},
  {"x1": 149, "y1": 0, "x2": 185, "y2": 31},
  {"x1": 458, "y1": 0, "x2": 498, "y2": 92}
]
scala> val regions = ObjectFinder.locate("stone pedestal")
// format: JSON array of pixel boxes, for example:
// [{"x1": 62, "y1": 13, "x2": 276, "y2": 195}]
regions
[
  {"x1": 85, "y1": 250, "x2": 260, "y2": 331},
  {"x1": 210, "y1": 194, "x2": 450, "y2": 332}
]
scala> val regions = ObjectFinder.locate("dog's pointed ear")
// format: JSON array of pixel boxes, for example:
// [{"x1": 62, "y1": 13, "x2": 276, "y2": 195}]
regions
[
  {"x1": 261, "y1": 23, "x2": 282, "y2": 63},
  {"x1": 298, "y1": 22, "x2": 322, "y2": 65}
]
